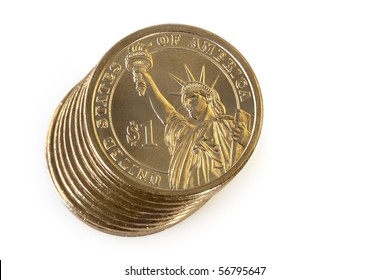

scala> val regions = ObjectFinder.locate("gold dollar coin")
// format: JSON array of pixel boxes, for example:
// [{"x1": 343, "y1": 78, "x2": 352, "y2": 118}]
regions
[{"x1": 47, "y1": 24, "x2": 263, "y2": 236}]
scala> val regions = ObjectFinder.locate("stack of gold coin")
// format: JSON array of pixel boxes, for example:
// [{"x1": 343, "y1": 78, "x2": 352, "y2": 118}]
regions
[{"x1": 46, "y1": 24, "x2": 263, "y2": 236}]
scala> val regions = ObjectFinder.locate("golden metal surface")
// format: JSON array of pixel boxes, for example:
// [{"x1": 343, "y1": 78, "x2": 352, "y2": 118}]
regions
[
  {"x1": 49, "y1": 75, "x2": 210, "y2": 235},
  {"x1": 46, "y1": 24, "x2": 263, "y2": 236}
]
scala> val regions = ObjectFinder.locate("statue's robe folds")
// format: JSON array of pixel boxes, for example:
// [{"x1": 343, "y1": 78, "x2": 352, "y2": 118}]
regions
[{"x1": 164, "y1": 112, "x2": 240, "y2": 189}]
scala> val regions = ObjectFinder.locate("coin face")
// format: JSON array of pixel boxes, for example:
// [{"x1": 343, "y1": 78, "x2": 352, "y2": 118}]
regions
[{"x1": 87, "y1": 24, "x2": 262, "y2": 193}]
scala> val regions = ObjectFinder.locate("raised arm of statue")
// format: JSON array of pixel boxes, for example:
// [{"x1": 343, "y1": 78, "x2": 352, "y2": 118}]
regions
[
  {"x1": 125, "y1": 43, "x2": 177, "y2": 126},
  {"x1": 142, "y1": 71, "x2": 176, "y2": 125}
]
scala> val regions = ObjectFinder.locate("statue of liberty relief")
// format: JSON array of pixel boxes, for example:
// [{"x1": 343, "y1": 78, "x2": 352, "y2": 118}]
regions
[{"x1": 125, "y1": 44, "x2": 251, "y2": 190}]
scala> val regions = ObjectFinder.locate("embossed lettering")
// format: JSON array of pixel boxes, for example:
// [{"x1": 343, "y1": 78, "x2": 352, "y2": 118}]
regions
[
  {"x1": 96, "y1": 118, "x2": 109, "y2": 129},
  {"x1": 110, "y1": 147, "x2": 124, "y2": 161},
  {"x1": 102, "y1": 72, "x2": 115, "y2": 85},
  {"x1": 188, "y1": 37, "x2": 200, "y2": 49},
  {"x1": 103, "y1": 137, "x2": 116, "y2": 150},
  {"x1": 97, "y1": 83, "x2": 110, "y2": 95},
  {"x1": 136, "y1": 168, "x2": 148, "y2": 182},
  {"x1": 109, "y1": 61, "x2": 122, "y2": 74},
  {"x1": 141, "y1": 120, "x2": 157, "y2": 147},
  {"x1": 126, "y1": 121, "x2": 140, "y2": 146},
  {"x1": 156, "y1": 34, "x2": 181, "y2": 47},
  {"x1": 126, "y1": 120, "x2": 157, "y2": 147},
  {"x1": 95, "y1": 106, "x2": 107, "y2": 116},
  {"x1": 128, "y1": 164, "x2": 139, "y2": 176},
  {"x1": 238, "y1": 89, "x2": 252, "y2": 102},
  {"x1": 236, "y1": 77, "x2": 252, "y2": 102},
  {"x1": 96, "y1": 63, "x2": 120, "y2": 97},
  {"x1": 236, "y1": 77, "x2": 248, "y2": 89},
  {"x1": 96, "y1": 95, "x2": 109, "y2": 107},
  {"x1": 149, "y1": 175, "x2": 161, "y2": 186},
  {"x1": 200, "y1": 41, "x2": 215, "y2": 55},
  {"x1": 118, "y1": 158, "x2": 132, "y2": 171},
  {"x1": 157, "y1": 35, "x2": 169, "y2": 46},
  {"x1": 188, "y1": 37, "x2": 215, "y2": 55},
  {"x1": 223, "y1": 58, "x2": 237, "y2": 78},
  {"x1": 171, "y1": 34, "x2": 181, "y2": 45},
  {"x1": 213, "y1": 49, "x2": 227, "y2": 62}
]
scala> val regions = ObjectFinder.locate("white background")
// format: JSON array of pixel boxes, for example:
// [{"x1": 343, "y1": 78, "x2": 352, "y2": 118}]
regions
[{"x1": 1, "y1": 0, "x2": 389, "y2": 279}]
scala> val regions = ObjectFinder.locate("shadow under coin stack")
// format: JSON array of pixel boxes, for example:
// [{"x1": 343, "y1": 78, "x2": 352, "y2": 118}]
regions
[{"x1": 46, "y1": 24, "x2": 263, "y2": 236}]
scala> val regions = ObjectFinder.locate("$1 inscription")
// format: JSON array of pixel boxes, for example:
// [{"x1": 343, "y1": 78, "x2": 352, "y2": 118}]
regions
[{"x1": 126, "y1": 120, "x2": 158, "y2": 148}]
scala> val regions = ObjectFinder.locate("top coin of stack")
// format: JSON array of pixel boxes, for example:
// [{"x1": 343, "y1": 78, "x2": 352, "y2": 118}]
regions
[{"x1": 46, "y1": 24, "x2": 263, "y2": 236}]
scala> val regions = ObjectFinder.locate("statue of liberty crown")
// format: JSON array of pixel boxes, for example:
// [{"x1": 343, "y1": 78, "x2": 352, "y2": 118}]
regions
[{"x1": 169, "y1": 65, "x2": 220, "y2": 96}]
